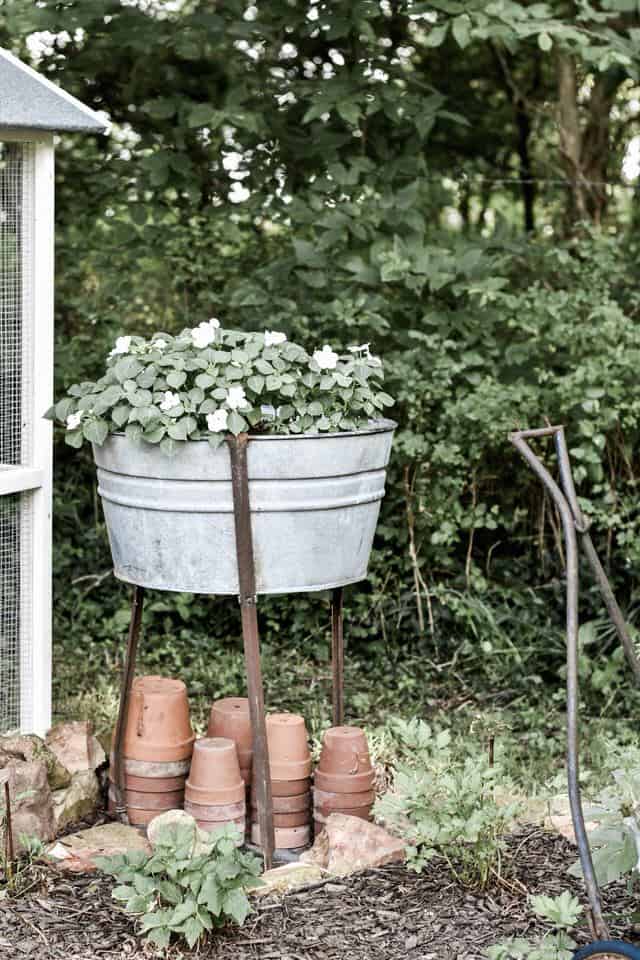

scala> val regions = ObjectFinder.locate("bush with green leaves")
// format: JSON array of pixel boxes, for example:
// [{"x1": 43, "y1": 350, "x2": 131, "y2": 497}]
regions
[
  {"x1": 95, "y1": 821, "x2": 262, "y2": 949},
  {"x1": 567, "y1": 742, "x2": 640, "y2": 888},
  {"x1": 487, "y1": 891, "x2": 583, "y2": 960},
  {"x1": 374, "y1": 718, "x2": 521, "y2": 888},
  {"x1": 48, "y1": 321, "x2": 393, "y2": 455}
]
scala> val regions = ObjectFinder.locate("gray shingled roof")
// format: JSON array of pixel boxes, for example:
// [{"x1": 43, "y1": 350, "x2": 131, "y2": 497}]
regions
[{"x1": 0, "y1": 47, "x2": 106, "y2": 133}]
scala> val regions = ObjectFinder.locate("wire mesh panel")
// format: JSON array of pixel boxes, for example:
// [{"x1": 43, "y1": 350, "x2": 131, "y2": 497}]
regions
[{"x1": 0, "y1": 141, "x2": 35, "y2": 732}]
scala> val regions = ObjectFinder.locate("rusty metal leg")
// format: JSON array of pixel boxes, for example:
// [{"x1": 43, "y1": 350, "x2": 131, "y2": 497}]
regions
[
  {"x1": 331, "y1": 588, "x2": 344, "y2": 727},
  {"x1": 112, "y1": 585, "x2": 144, "y2": 823},
  {"x1": 228, "y1": 434, "x2": 274, "y2": 869}
]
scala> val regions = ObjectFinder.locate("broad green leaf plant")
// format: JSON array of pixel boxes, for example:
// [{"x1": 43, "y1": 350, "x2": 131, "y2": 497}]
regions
[
  {"x1": 96, "y1": 821, "x2": 262, "y2": 949},
  {"x1": 487, "y1": 891, "x2": 583, "y2": 960},
  {"x1": 374, "y1": 718, "x2": 521, "y2": 888},
  {"x1": 48, "y1": 320, "x2": 393, "y2": 456}
]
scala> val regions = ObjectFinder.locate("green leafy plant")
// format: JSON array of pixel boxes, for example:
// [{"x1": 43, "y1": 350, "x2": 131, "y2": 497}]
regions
[
  {"x1": 48, "y1": 322, "x2": 393, "y2": 454},
  {"x1": 568, "y1": 743, "x2": 640, "y2": 887},
  {"x1": 487, "y1": 891, "x2": 583, "y2": 960},
  {"x1": 96, "y1": 821, "x2": 262, "y2": 949},
  {"x1": 374, "y1": 718, "x2": 521, "y2": 888}
]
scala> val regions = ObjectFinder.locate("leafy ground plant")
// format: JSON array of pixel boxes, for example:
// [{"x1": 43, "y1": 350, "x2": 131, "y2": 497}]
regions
[
  {"x1": 487, "y1": 890, "x2": 583, "y2": 960},
  {"x1": 96, "y1": 821, "x2": 262, "y2": 949},
  {"x1": 374, "y1": 718, "x2": 521, "y2": 888}
]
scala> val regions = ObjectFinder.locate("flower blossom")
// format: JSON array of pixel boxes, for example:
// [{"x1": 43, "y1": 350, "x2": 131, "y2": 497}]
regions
[
  {"x1": 279, "y1": 43, "x2": 298, "y2": 60},
  {"x1": 243, "y1": 5, "x2": 258, "y2": 20},
  {"x1": 264, "y1": 330, "x2": 287, "y2": 346},
  {"x1": 328, "y1": 49, "x2": 344, "y2": 66},
  {"x1": 191, "y1": 319, "x2": 220, "y2": 348},
  {"x1": 307, "y1": 6, "x2": 319, "y2": 20},
  {"x1": 313, "y1": 345, "x2": 339, "y2": 370},
  {"x1": 226, "y1": 386, "x2": 250, "y2": 410},
  {"x1": 109, "y1": 335, "x2": 132, "y2": 357},
  {"x1": 66, "y1": 412, "x2": 83, "y2": 430},
  {"x1": 207, "y1": 409, "x2": 229, "y2": 432},
  {"x1": 160, "y1": 391, "x2": 181, "y2": 412},
  {"x1": 229, "y1": 183, "x2": 251, "y2": 203}
]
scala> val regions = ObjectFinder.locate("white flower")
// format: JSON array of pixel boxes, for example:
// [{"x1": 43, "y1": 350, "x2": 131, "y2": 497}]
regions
[
  {"x1": 279, "y1": 43, "x2": 298, "y2": 60},
  {"x1": 191, "y1": 319, "x2": 220, "y2": 348},
  {"x1": 207, "y1": 409, "x2": 229, "y2": 432},
  {"x1": 307, "y1": 6, "x2": 319, "y2": 20},
  {"x1": 303, "y1": 59, "x2": 317, "y2": 77},
  {"x1": 371, "y1": 68, "x2": 389, "y2": 83},
  {"x1": 153, "y1": 338, "x2": 167, "y2": 350},
  {"x1": 276, "y1": 91, "x2": 297, "y2": 106},
  {"x1": 313, "y1": 345, "x2": 339, "y2": 370},
  {"x1": 379, "y1": 0, "x2": 392, "y2": 13},
  {"x1": 243, "y1": 5, "x2": 258, "y2": 20},
  {"x1": 229, "y1": 183, "x2": 251, "y2": 204},
  {"x1": 322, "y1": 62, "x2": 335, "y2": 79},
  {"x1": 109, "y1": 335, "x2": 132, "y2": 357},
  {"x1": 320, "y1": 111, "x2": 331, "y2": 123},
  {"x1": 264, "y1": 330, "x2": 287, "y2": 346},
  {"x1": 66, "y1": 412, "x2": 83, "y2": 430},
  {"x1": 328, "y1": 49, "x2": 344, "y2": 66},
  {"x1": 160, "y1": 391, "x2": 181, "y2": 411},
  {"x1": 222, "y1": 151, "x2": 244, "y2": 171},
  {"x1": 226, "y1": 386, "x2": 250, "y2": 410},
  {"x1": 348, "y1": 343, "x2": 370, "y2": 355}
]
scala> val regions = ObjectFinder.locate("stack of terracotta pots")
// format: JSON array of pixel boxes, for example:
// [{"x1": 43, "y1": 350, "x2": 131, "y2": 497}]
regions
[
  {"x1": 313, "y1": 726, "x2": 375, "y2": 835},
  {"x1": 207, "y1": 697, "x2": 253, "y2": 788},
  {"x1": 109, "y1": 675, "x2": 194, "y2": 827},
  {"x1": 184, "y1": 738, "x2": 246, "y2": 845},
  {"x1": 250, "y1": 713, "x2": 312, "y2": 851}
]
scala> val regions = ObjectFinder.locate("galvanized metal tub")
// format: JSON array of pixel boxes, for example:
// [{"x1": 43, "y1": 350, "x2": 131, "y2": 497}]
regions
[{"x1": 93, "y1": 420, "x2": 395, "y2": 595}]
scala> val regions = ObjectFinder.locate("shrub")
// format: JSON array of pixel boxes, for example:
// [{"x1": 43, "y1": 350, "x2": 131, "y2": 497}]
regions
[
  {"x1": 96, "y1": 821, "x2": 262, "y2": 949},
  {"x1": 487, "y1": 891, "x2": 583, "y2": 960}
]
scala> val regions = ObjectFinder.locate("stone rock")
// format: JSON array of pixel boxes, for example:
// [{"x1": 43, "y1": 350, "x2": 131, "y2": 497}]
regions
[
  {"x1": 0, "y1": 733, "x2": 70, "y2": 791},
  {"x1": 147, "y1": 809, "x2": 198, "y2": 848},
  {"x1": 1, "y1": 758, "x2": 55, "y2": 853},
  {"x1": 46, "y1": 721, "x2": 106, "y2": 775},
  {"x1": 48, "y1": 822, "x2": 151, "y2": 873},
  {"x1": 51, "y1": 770, "x2": 100, "y2": 833},
  {"x1": 255, "y1": 862, "x2": 324, "y2": 895},
  {"x1": 300, "y1": 814, "x2": 406, "y2": 876}
]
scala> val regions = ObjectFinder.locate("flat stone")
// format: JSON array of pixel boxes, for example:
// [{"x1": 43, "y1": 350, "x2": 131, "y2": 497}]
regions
[
  {"x1": 255, "y1": 862, "x2": 324, "y2": 895},
  {"x1": 0, "y1": 733, "x2": 70, "y2": 790},
  {"x1": 48, "y1": 822, "x2": 151, "y2": 872},
  {"x1": 52, "y1": 770, "x2": 100, "y2": 833},
  {"x1": 300, "y1": 814, "x2": 406, "y2": 876},
  {"x1": 46, "y1": 721, "x2": 106, "y2": 775}
]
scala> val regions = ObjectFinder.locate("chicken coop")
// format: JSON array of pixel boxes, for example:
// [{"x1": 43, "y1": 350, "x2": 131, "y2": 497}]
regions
[{"x1": 0, "y1": 46, "x2": 105, "y2": 734}]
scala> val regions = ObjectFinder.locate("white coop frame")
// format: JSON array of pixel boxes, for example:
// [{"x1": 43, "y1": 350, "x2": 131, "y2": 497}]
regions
[{"x1": 0, "y1": 47, "x2": 105, "y2": 735}]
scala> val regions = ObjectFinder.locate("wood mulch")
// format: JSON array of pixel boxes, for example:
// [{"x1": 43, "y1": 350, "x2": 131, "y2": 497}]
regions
[{"x1": 0, "y1": 829, "x2": 637, "y2": 959}]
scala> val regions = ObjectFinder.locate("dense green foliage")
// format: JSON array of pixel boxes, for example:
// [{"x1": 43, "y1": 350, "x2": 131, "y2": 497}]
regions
[{"x1": 3, "y1": 0, "x2": 640, "y2": 781}]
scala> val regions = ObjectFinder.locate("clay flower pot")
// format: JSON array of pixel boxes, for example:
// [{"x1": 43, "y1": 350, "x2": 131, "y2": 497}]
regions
[
  {"x1": 313, "y1": 787, "x2": 374, "y2": 815},
  {"x1": 265, "y1": 713, "x2": 312, "y2": 781},
  {"x1": 313, "y1": 768, "x2": 375, "y2": 793},
  {"x1": 270, "y1": 777, "x2": 311, "y2": 797},
  {"x1": 251, "y1": 822, "x2": 310, "y2": 850},
  {"x1": 185, "y1": 737, "x2": 244, "y2": 805},
  {"x1": 317, "y1": 726, "x2": 372, "y2": 777},
  {"x1": 207, "y1": 697, "x2": 253, "y2": 778},
  {"x1": 112, "y1": 773, "x2": 186, "y2": 794},
  {"x1": 123, "y1": 676, "x2": 194, "y2": 763},
  {"x1": 112, "y1": 754, "x2": 191, "y2": 778},
  {"x1": 252, "y1": 810, "x2": 309, "y2": 828},
  {"x1": 125, "y1": 807, "x2": 181, "y2": 827},
  {"x1": 251, "y1": 792, "x2": 310, "y2": 814},
  {"x1": 314, "y1": 805, "x2": 372, "y2": 824},
  {"x1": 184, "y1": 798, "x2": 245, "y2": 822}
]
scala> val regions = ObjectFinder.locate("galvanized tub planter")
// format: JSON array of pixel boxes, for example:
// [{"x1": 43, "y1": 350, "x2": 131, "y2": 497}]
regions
[{"x1": 93, "y1": 419, "x2": 396, "y2": 595}]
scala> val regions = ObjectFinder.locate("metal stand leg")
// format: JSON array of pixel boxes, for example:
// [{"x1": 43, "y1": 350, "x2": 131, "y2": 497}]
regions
[
  {"x1": 331, "y1": 587, "x2": 344, "y2": 727},
  {"x1": 112, "y1": 585, "x2": 145, "y2": 823},
  {"x1": 228, "y1": 434, "x2": 274, "y2": 870}
]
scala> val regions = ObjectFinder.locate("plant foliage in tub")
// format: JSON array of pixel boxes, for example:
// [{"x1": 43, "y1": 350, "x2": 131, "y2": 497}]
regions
[{"x1": 47, "y1": 319, "x2": 394, "y2": 454}]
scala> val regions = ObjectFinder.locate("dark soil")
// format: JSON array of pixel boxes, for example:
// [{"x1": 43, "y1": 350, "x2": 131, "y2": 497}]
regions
[{"x1": 0, "y1": 829, "x2": 637, "y2": 959}]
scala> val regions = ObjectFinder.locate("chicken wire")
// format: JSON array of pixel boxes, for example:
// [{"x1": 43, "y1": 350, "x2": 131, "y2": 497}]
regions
[{"x1": 0, "y1": 141, "x2": 35, "y2": 732}]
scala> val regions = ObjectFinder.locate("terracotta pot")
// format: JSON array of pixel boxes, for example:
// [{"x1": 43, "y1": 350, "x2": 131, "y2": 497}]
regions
[
  {"x1": 317, "y1": 726, "x2": 372, "y2": 777},
  {"x1": 251, "y1": 810, "x2": 309, "y2": 828},
  {"x1": 313, "y1": 769, "x2": 375, "y2": 794},
  {"x1": 250, "y1": 792, "x2": 310, "y2": 814},
  {"x1": 110, "y1": 773, "x2": 186, "y2": 794},
  {"x1": 265, "y1": 714, "x2": 312, "y2": 780},
  {"x1": 110, "y1": 754, "x2": 191, "y2": 778},
  {"x1": 251, "y1": 822, "x2": 310, "y2": 850},
  {"x1": 313, "y1": 787, "x2": 375, "y2": 815},
  {"x1": 123, "y1": 788, "x2": 184, "y2": 811},
  {"x1": 184, "y1": 798, "x2": 245, "y2": 822},
  {"x1": 207, "y1": 698, "x2": 253, "y2": 774},
  {"x1": 314, "y1": 805, "x2": 372, "y2": 824},
  {"x1": 185, "y1": 737, "x2": 244, "y2": 805},
  {"x1": 270, "y1": 777, "x2": 311, "y2": 797},
  {"x1": 123, "y1": 676, "x2": 194, "y2": 763},
  {"x1": 126, "y1": 807, "x2": 179, "y2": 827}
]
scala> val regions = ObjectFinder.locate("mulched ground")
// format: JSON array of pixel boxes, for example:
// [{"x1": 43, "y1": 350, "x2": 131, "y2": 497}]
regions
[{"x1": 0, "y1": 829, "x2": 637, "y2": 960}]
